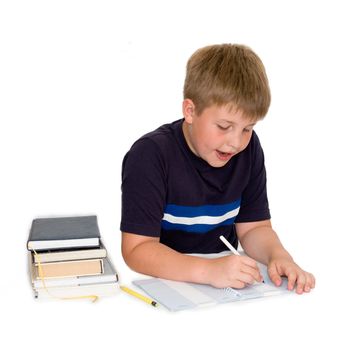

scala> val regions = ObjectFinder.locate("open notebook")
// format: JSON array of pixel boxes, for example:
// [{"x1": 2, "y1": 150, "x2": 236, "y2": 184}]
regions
[{"x1": 132, "y1": 253, "x2": 290, "y2": 311}]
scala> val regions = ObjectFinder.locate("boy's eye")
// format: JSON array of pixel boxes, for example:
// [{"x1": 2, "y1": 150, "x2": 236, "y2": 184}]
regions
[
  {"x1": 217, "y1": 125, "x2": 230, "y2": 130},
  {"x1": 217, "y1": 124, "x2": 254, "y2": 132}
]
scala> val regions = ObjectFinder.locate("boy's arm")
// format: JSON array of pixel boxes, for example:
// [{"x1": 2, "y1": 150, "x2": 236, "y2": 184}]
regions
[
  {"x1": 235, "y1": 219, "x2": 316, "y2": 294},
  {"x1": 121, "y1": 232, "x2": 263, "y2": 288}
]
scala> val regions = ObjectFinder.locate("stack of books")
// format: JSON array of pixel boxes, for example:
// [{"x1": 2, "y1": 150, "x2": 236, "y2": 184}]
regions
[{"x1": 27, "y1": 215, "x2": 119, "y2": 300}]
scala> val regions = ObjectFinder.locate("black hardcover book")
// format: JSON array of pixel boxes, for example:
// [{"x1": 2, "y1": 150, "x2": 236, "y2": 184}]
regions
[{"x1": 27, "y1": 215, "x2": 101, "y2": 251}]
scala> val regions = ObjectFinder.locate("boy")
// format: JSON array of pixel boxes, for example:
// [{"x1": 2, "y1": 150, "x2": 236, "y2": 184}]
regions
[{"x1": 120, "y1": 44, "x2": 315, "y2": 294}]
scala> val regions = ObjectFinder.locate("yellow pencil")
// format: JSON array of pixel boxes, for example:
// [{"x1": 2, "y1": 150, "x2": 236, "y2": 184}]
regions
[{"x1": 120, "y1": 285, "x2": 158, "y2": 307}]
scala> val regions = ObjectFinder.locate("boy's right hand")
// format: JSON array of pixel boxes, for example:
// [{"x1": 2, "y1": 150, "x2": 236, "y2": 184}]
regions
[{"x1": 206, "y1": 255, "x2": 263, "y2": 289}]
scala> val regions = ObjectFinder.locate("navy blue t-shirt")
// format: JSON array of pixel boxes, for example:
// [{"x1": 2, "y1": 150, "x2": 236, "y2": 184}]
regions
[{"x1": 120, "y1": 119, "x2": 270, "y2": 253}]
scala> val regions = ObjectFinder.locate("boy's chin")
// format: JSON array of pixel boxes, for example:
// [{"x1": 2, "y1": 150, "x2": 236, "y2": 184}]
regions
[{"x1": 205, "y1": 157, "x2": 230, "y2": 168}]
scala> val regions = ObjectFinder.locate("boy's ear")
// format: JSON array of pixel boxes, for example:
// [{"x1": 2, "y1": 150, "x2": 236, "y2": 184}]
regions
[{"x1": 182, "y1": 99, "x2": 195, "y2": 124}]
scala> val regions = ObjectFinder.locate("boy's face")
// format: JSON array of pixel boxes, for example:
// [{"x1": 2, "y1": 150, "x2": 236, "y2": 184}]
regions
[{"x1": 182, "y1": 100, "x2": 256, "y2": 168}]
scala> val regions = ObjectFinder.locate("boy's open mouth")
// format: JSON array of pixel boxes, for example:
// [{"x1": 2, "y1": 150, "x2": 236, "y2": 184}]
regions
[{"x1": 216, "y1": 150, "x2": 234, "y2": 160}]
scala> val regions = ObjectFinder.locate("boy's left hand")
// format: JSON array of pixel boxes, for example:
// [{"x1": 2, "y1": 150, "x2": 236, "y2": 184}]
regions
[{"x1": 267, "y1": 258, "x2": 316, "y2": 294}]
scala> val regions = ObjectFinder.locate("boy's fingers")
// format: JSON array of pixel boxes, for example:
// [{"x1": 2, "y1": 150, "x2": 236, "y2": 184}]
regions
[
  {"x1": 287, "y1": 272, "x2": 297, "y2": 291},
  {"x1": 241, "y1": 258, "x2": 264, "y2": 282},
  {"x1": 268, "y1": 264, "x2": 282, "y2": 286},
  {"x1": 296, "y1": 274, "x2": 306, "y2": 294},
  {"x1": 303, "y1": 272, "x2": 316, "y2": 292},
  {"x1": 240, "y1": 256, "x2": 260, "y2": 268},
  {"x1": 237, "y1": 273, "x2": 255, "y2": 285},
  {"x1": 241, "y1": 265, "x2": 263, "y2": 283}
]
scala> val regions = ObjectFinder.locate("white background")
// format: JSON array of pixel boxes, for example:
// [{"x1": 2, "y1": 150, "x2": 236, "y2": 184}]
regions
[{"x1": 1, "y1": 0, "x2": 349, "y2": 349}]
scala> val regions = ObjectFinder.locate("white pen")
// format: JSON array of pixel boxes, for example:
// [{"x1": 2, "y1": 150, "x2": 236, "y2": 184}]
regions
[
  {"x1": 219, "y1": 235, "x2": 240, "y2": 255},
  {"x1": 219, "y1": 235, "x2": 264, "y2": 283}
]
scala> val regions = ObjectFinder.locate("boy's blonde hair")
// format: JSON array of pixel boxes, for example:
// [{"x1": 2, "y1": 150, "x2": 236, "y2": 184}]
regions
[{"x1": 183, "y1": 44, "x2": 271, "y2": 121}]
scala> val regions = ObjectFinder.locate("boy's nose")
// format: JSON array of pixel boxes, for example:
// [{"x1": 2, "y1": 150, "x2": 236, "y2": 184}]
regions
[{"x1": 227, "y1": 132, "x2": 242, "y2": 152}]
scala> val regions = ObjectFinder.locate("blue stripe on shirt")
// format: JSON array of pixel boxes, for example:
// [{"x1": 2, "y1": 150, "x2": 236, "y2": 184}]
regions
[{"x1": 161, "y1": 199, "x2": 241, "y2": 234}]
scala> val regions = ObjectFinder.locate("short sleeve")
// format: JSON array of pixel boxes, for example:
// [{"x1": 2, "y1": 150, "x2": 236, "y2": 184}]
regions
[
  {"x1": 235, "y1": 134, "x2": 271, "y2": 223},
  {"x1": 120, "y1": 138, "x2": 167, "y2": 237}
]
